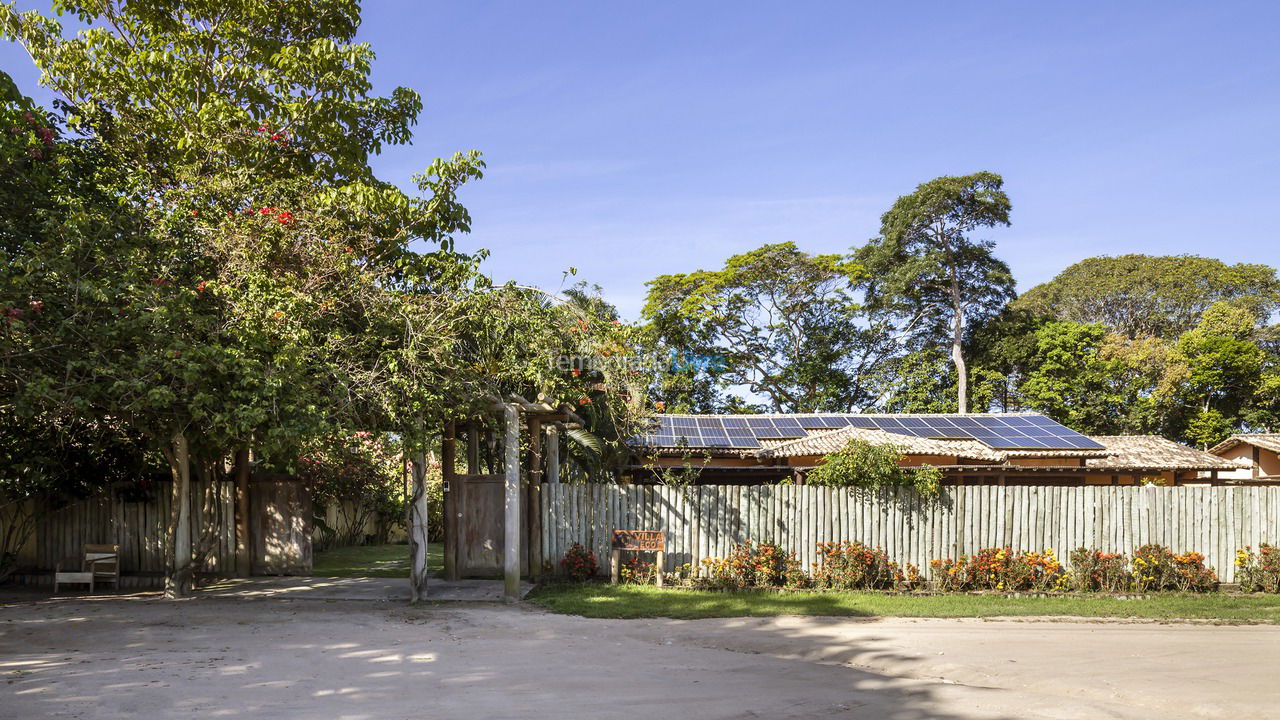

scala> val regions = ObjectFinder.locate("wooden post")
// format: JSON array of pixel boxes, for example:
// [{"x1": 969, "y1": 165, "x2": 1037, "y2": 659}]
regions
[
  {"x1": 503, "y1": 404, "x2": 521, "y2": 602},
  {"x1": 656, "y1": 550, "x2": 665, "y2": 587},
  {"x1": 233, "y1": 445, "x2": 252, "y2": 577},
  {"x1": 409, "y1": 442, "x2": 430, "y2": 602},
  {"x1": 442, "y1": 421, "x2": 458, "y2": 581},
  {"x1": 528, "y1": 419, "x2": 543, "y2": 578},
  {"x1": 466, "y1": 422, "x2": 480, "y2": 473},
  {"x1": 546, "y1": 425, "x2": 560, "y2": 484},
  {"x1": 610, "y1": 548, "x2": 621, "y2": 584}
]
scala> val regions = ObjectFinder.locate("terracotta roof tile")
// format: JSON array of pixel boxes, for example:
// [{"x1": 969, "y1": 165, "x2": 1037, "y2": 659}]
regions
[
  {"x1": 1207, "y1": 433, "x2": 1280, "y2": 456},
  {"x1": 1087, "y1": 435, "x2": 1241, "y2": 471},
  {"x1": 757, "y1": 426, "x2": 1004, "y2": 462}
]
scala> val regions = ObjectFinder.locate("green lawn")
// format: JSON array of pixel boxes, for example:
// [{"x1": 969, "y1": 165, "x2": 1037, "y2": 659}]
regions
[
  {"x1": 312, "y1": 543, "x2": 443, "y2": 578},
  {"x1": 527, "y1": 584, "x2": 1280, "y2": 622}
]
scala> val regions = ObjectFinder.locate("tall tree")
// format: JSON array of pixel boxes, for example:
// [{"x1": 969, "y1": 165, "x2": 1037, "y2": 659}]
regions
[
  {"x1": 1015, "y1": 254, "x2": 1280, "y2": 340},
  {"x1": 2, "y1": 1, "x2": 484, "y2": 596},
  {"x1": 643, "y1": 242, "x2": 891, "y2": 412},
  {"x1": 856, "y1": 172, "x2": 1015, "y2": 413}
]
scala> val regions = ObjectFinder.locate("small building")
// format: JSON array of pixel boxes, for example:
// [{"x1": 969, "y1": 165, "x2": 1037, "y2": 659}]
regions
[
  {"x1": 1207, "y1": 434, "x2": 1280, "y2": 482},
  {"x1": 631, "y1": 413, "x2": 1239, "y2": 485}
]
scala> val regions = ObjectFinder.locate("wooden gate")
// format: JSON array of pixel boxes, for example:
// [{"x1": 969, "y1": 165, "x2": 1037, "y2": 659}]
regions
[
  {"x1": 250, "y1": 478, "x2": 313, "y2": 575},
  {"x1": 452, "y1": 473, "x2": 507, "y2": 577}
]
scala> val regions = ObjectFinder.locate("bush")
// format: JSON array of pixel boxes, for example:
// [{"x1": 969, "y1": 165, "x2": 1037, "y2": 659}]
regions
[
  {"x1": 560, "y1": 544, "x2": 598, "y2": 582},
  {"x1": 699, "y1": 540, "x2": 805, "y2": 589},
  {"x1": 618, "y1": 554, "x2": 655, "y2": 585},
  {"x1": 1131, "y1": 544, "x2": 1217, "y2": 592},
  {"x1": 931, "y1": 547, "x2": 1065, "y2": 591},
  {"x1": 813, "y1": 541, "x2": 918, "y2": 590},
  {"x1": 804, "y1": 439, "x2": 942, "y2": 496},
  {"x1": 1236, "y1": 545, "x2": 1280, "y2": 593},
  {"x1": 1068, "y1": 548, "x2": 1131, "y2": 592},
  {"x1": 300, "y1": 432, "x2": 405, "y2": 549}
]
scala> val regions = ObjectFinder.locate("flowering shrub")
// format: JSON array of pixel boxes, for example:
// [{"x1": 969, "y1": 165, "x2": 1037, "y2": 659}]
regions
[
  {"x1": 699, "y1": 540, "x2": 805, "y2": 589},
  {"x1": 1068, "y1": 548, "x2": 1131, "y2": 591},
  {"x1": 298, "y1": 432, "x2": 404, "y2": 549},
  {"x1": 813, "y1": 541, "x2": 917, "y2": 590},
  {"x1": 619, "y1": 555, "x2": 655, "y2": 585},
  {"x1": 617, "y1": 557, "x2": 694, "y2": 585},
  {"x1": 560, "y1": 544, "x2": 598, "y2": 582},
  {"x1": 931, "y1": 547, "x2": 1065, "y2": 591},
  {"x1": 1131, "y1": 544, "x2": 1217, "y2": 592},
  {"x1": 1236, "y1": 545, "x2": 1280, "y2": 593}
]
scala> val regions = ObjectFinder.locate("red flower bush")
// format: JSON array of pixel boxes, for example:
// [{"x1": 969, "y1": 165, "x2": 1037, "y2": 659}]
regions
[
  {"x1": 560, "y1": 543, "x2": 598, "y2": 582},
  {"x1": 699, "y1": 540, "x2": 805, "y2": 589},
  {"x1": 931, "y1": 547, "x2": 1065, "y2": 591},
  {"x1": 1131, "y1": 544, "x2": 1217, "y2": 592},
  {"x1": 815, "y1": 541, "x2": 917, "y2": 590},
  {"x1": 1068, "y1": 548, "x2": 1131, "y2": 591}
]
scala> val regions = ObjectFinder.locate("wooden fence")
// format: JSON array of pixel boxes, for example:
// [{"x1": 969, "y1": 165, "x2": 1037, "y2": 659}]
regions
[
  {"x1": 540, "y1": 484, "x2": 1280, "y2": 583},
  {"x1": 23, "y1": 479, "x2": 237, "y2": 582}
]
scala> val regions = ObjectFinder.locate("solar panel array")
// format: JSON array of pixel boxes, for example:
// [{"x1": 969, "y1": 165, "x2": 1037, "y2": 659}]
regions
[{"x1": 639, "y1": 413, "x2": 1105, "y2": 451}]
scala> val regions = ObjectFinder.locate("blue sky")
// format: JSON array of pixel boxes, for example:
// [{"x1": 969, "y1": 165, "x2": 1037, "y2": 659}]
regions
[{"x1": 4, "y1": 2, "x2": 1278, "y2": 319}]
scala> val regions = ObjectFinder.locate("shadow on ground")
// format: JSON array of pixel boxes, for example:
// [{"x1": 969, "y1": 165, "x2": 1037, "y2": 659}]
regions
[{"x1": 0, "y1": 592, "x2": 1035, "y2": 720}]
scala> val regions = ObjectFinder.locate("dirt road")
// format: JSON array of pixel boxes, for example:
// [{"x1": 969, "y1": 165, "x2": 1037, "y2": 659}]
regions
[{"x1": 2, "y1": 594, "x2": 1275, "y2": 719}]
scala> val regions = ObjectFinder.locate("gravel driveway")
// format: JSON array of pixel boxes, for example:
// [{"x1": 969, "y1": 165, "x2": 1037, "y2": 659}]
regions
[{"x1": 2, "y1": 593, "x2": 1276, "y2": 719}]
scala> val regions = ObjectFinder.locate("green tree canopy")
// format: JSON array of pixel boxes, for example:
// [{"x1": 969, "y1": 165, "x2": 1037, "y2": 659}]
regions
[
  {"x1": 643, "y1": 242, "x2": 890, "y2": 412},
  {"x1": 1015, "y1": 254, "x2": 1280, "y2": 340},
  {"x1": 855, "y1": 172, "x2": 1015, "y2": 413}
]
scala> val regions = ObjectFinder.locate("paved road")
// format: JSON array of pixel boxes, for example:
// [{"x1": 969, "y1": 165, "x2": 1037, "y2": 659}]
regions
[{"x1": 1, "y1": 594, "x2": 1275, "y2": 719}]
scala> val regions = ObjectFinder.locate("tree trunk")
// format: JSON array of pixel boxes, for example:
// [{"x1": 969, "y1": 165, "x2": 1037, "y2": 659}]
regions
[
  {"x1": 408, "y1": 416, "x2": 431, "y2": 602},
  {"x1": 952, "y1": 304, "x2": 968, "y2": 414},
  {"x1": 942, "y1": 235, "x2": 969, "y2": 414},
  {"x1": 165, "y1": 430, "x2": 193, "y2": 599},
  {"x1": 233, "y1": 445, "x2": 251, "y2": 577}
]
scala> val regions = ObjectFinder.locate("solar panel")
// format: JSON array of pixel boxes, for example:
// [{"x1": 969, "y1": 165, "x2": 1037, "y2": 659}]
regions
[
  {"x1": 640, "y1": 412, "x2": 1102, "y2": 452},
  {"x1": 962, "y1": 416, "x2": 1104, "y2": 450}
]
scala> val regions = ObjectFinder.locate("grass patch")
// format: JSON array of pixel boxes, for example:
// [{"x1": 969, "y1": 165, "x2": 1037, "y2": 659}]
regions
[
  {"x1": 528, "y1": 584, "x2": 1280, "y2": 622},
  {"x1": 312, "y1": 543, "x2": 442, "y2": 578}
]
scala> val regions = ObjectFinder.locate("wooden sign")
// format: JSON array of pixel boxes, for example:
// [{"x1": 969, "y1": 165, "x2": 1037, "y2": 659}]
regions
[{"x1": 611, "y1": 530, "x2": 665, "y2": 552}]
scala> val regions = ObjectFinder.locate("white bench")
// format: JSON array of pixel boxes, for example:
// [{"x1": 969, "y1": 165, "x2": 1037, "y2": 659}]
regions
[{"x1": 54, "y1": 544, "x2": 120, "y2": 593}]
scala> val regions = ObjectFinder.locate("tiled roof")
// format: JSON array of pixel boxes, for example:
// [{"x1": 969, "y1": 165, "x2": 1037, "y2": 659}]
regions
[
  {"x1": 1207, "y1": 433, "x2": 1280, "y2": 456},
  {"x1": 1087, "y1": 436, "x2": 1242, "y2": 471}
]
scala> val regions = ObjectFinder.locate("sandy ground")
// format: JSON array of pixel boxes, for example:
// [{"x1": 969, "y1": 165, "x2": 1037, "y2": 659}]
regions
[{"x1": 2, "y1": 593, "x2": 1277, "y2": 720}]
